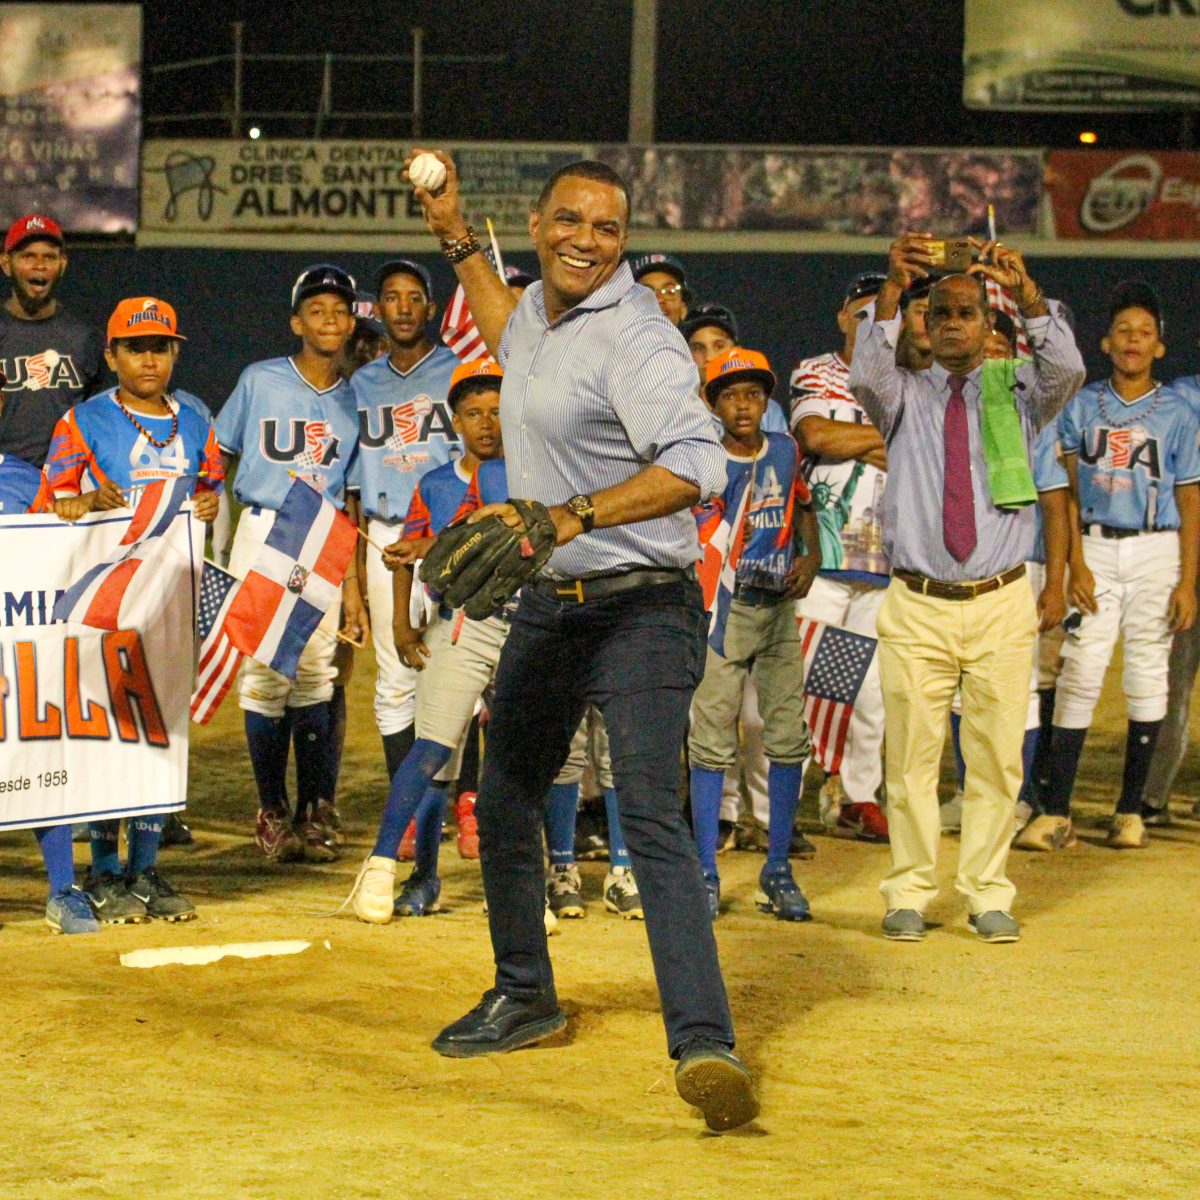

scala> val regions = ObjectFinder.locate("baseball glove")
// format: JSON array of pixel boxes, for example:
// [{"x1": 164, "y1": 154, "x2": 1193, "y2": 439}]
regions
[{"x1": 419, "y1": 498, "x2": 557, "y2": 620}]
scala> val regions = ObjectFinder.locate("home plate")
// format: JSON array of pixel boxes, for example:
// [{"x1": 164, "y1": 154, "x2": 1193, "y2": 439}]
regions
[{"x1": 120, "y1": 940, "x2": 314, "y2": 969}]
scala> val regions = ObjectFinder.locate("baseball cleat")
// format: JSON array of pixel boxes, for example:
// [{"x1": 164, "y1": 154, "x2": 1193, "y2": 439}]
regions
[
  {"x1": 1107, "y1": 812, "x2": 1149, "y2": 849},
  {"x1": 127, "y1": 869, "x2": 196, "y2": 922},
  {"x1": 1013, "y1": 814, "x2": 1076, "y2": 851},
  {"x1": 675, "y1": 1038, "x2": 760, "y2": 1133},
  {"x1": 315, "y1": 799, "x2": 344, "y2": 846},
  {"x1": 756, "y1": 863, "x2": 812, "y2": 922},
  {"x1": 45, "y1": 887, "x2": 101, "y2": 935},
  {"x1": 544, "y1": 899, "x2": 559, "y2": 936},
  {"x1": 350, "y1": 855, "x2": 396, "y2": 924},
  {"x1": 393, "y1": 870, "x2": 441, "y2": 917},
  {"x1": 160, "y1": 812, "x2": 194, "y2": 847},
  {"x1": 603, "y1": 866, "x2": 644, "y2": 919},
  {"x1": 455, "y1": 792, "x2": 480, "y2": 859},
  {"x1": 546, "y1": 864, "x2": 586, "y2": 918},
  {"x1": 834, "y1": 801, "x2": 889, "y2": 843},
  {"x1": 254, "y1": 808, "x2": 304, "y2": 863},
  {"x1": 83, "y1": 870, "x2": 149, "y2": 924},
  {"x1": 300, "y1": 818, "x2": 338, "y2": 863}
]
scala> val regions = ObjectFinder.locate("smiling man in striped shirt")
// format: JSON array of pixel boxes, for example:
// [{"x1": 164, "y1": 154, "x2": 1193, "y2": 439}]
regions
[{"x1": 405, "y1": 149, "x2": 757, "y2": 1133}]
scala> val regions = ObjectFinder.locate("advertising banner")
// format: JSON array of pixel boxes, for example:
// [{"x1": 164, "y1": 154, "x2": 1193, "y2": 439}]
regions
[
  {"x1": 142, "y1": 140, "x2": 1044, "y2": 239},
  {"x1": 0, "y1": 4, "x2": 141, "y2": 234},
  {"x1": 1047, "y1": 150, "x2": 1200, "y2": 239},
  {"x1": 0, "y1": 510, "x2": 200, "y2": 831},
  {"x1": 965, "y1": 0, "x2": 1200, "y2": 110}
]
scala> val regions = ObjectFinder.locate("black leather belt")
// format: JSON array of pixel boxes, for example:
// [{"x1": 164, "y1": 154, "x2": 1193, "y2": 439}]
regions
[
  {"x1": 732, "y1": 584, "x2": 789, "y2": 607},
  {"x1": 532, "y1": 567, "x2": 691, "y2": 604},
  {"x1": 1081, "y1": 523, "x2": 1167, "y2": 540},
  {"x1": 894, "y1": 564, "x2": 1026, "y2": 602}
]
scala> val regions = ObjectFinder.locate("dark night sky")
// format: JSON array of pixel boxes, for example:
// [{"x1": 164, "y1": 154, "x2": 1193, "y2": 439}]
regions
[{"x1": 139, "y1": 0, "x2": 1184, "y2": 150}]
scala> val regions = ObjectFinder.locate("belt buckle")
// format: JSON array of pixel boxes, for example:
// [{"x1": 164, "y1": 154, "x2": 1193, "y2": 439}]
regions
[{"x1": 555, "y1": 579, "x2": 585, "y2": 603}]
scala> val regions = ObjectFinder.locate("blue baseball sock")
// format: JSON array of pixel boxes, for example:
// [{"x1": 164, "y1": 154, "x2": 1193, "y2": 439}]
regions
[
  {"x1": 330, "y1": 685, "x2": 348, "y2": 792},
  {"x1": 373, "y1": 738, "x2": 452, "y2": 858},
  {"x1": 244, "y1": 711, "x2": 293, "y2": 813},
  {"x1": 950, "y1": 712, "x2": 966, "y2": 791},
  {"x1": 766, "y1": 761, "x2": 804, "y2": 871},
  {"x1": 35, "y1": 824, "x2": 75, "y2": 895},
  {"x1": 127, "y1": 816, "x2": 164, "y2": 875},
  {"x1": 88, "y1": 819, "x2": 122, "y2": 877},
  {"x1": 545, "y1": 783, "x2": 579, "y2": 867},
  {"x1": 603, "y1": 787, "x2": 632, "y2": 869},
  {"x1": 414, "y1": 784, "x2": 448, "y2": 877},
  {"x1": 291, "y1": 701, "x2": 334, "y2": 823},
  {"x1": 689, "y1": 766, "x2": 724, "y2": 875}
]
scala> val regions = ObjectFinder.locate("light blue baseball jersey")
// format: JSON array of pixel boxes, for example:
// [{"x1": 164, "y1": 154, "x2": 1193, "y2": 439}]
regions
[
  {"x1": 0, "y1": 453, "x2": 43, "y2": 513},
  {"x1": 1058, "y1": 380, "x2": 1200, "y2": 531},
  {"x1": 215, "y1": 357, "x2": 359, "y2": 511},
  {"x1": 174, "y1": 388, "x2": 215, "y2": 423},
  {"x1": 350, "y1": 344, "x2": 461, "y2": 521},
  {"x1": 1029, "y1": 419, "x2": 1068, "y2": 565},
  {"x1": 1172, "y1": 373, "x2": 1200, "y2": 415}
]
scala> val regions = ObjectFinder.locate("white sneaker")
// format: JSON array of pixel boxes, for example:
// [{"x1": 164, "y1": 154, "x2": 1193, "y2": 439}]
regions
[
  {"x1": 544, "y1": 899, "x2": 559, "y2": 936},
  {"x1": 352, "y1": 855, "x2": 396, "y2": 924},
  {"x1": 603, "y1": 866, "x2": 644, "y2": 920},
  {"x1": 939, "y1": 792, "x2": 963, "y2": 833}
]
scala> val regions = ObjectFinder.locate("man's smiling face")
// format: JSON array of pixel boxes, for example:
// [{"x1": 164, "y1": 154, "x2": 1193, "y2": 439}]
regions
[{"x1": 529, "y1": 174, "x2": 628, "y2": 321}]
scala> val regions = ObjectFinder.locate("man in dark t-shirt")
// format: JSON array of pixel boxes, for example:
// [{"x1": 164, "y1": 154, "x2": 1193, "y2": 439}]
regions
[{"x1": 0, "y1": 213, "x2": 104, "y2": 465}]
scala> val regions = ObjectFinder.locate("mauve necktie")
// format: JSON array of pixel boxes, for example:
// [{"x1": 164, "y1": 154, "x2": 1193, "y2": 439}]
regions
[{"x1": 942, "y1": 374, "x2": 977, "y2": 563}]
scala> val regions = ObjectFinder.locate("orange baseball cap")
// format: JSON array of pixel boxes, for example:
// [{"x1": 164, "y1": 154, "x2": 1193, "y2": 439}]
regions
[
  {"x1": 106, "y1": 297, "x2": 187, "y2": 345},
  {"x1": 448, "y1": 358, "x2": 503, "y2": 408},
  {"x1": 704, "y1": 347, "x2": 776, "y2": 403}
]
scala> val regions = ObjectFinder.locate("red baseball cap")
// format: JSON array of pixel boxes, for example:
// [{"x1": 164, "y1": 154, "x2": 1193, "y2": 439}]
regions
[
  {"x1": 448, "y1": 358, "x2": 503, "y2": 408},
  {"x1": 4, "y1": 213, "x2": 64, "y2": 254},
  {"x1": 704, "y1": 347, "x2": 776, "y2": 403},
  {"x1": 107, "y1": 297, "x2": 187, "y2": 345}
]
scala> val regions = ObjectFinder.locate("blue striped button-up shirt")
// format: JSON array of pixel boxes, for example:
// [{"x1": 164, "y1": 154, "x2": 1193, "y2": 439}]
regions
[
  {"x1": 848, "y1": 299, "x2": 1085, "y2": 582},
  {"x1": 498, "y1": 261, "x2": 726, "y2": 578}
]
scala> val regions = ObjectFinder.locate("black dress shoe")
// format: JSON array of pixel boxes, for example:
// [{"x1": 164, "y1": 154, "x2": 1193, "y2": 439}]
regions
[
  {"x1": 432, "y1": 989, "x2": 566, "y2": 1058},
  {"x1": 675, "y1": 1038, "x2": 759, "y2": 1132}
]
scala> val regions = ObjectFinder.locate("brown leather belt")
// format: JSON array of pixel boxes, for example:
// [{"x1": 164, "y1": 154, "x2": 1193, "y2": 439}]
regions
[
  {"x1": 532, "y1": 566, "x2": 692, "y2": 604},
  {"x1": 894, "y1": 564, "x2": 1026, "y2": 602}
]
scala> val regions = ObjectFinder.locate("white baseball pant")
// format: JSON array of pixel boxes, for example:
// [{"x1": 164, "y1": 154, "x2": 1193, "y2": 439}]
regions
[{"x1": 366, "y1": 516, "x2": 422, "y2": 735}]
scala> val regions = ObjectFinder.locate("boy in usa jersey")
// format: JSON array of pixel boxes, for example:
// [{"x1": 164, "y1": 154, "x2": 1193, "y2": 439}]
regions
[
  {"x1": 350, "y1": 259, "x2": 460, "y2": 786},
  {"x1": 1040, "y1": 282, "x2": 1200, "y2": 850},
  {"x1": 44, "y1": 296, "x2": 224, "y2": 925},
  {"x1": 688, "y1": 349, "x2": 821, "y2": 922},
  {"x1": 214, "y1": 265, "x2": 367, "y2": 865}
]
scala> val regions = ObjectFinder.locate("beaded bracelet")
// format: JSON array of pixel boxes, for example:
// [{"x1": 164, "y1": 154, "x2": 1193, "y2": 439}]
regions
[{"x1": 441, "y1": 226, "x2": 481, "y2": 264}]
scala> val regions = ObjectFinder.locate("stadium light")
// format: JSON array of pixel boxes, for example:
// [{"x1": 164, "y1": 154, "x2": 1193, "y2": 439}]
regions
[
  {"x1": 1079, "y1": 131, "x2": 1097, "y2": 145},
  {"x1": 248, "y1": 126, "x2": 262, "y2": 140}
]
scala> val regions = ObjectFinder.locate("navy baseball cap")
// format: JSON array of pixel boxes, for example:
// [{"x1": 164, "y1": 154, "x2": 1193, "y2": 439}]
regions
[
  {"x1": 352, "y1": 290, "x2": 386, "y2": 338},
  {"x1": 681, "y1": 302, "x2": 739, "y2": 344},
  {"x1": 900, "y1": 273, "x2": 942, "y2": 310},
  {"x1": 844, "y1": 273, "x2": 887, "y2": 305},
  {"x1": 291, "y1": 264, "x2": 357, "y2": 312},
  {"x1": 630, "y1": 252, "x2": 686, "y2": 284},
  {"x1": 374, "y1": 258, "x2": 434, "y2": 302}
]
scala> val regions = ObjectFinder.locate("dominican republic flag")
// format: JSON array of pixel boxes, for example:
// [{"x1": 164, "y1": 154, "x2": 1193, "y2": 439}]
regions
[
  {"x1": 190, "y1": 561, "x2": 243, "y2": 725},
  {"x1": 796, "y1": 617, "x2": 877, "y2": 775},
  {"x1": 52, "y1": 477, "x2": 193, "y2": 631},
  {"x1": 222, "y1": 479, "x2": 357, "y2": 679},
  {"x1": 696, "y1": 471, "x2": 753, "y2": 657}
]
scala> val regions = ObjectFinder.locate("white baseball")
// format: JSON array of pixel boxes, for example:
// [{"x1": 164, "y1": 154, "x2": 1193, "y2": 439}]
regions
[{"x1": 409, "y1": 153, "x2": 447, "y2": 193}]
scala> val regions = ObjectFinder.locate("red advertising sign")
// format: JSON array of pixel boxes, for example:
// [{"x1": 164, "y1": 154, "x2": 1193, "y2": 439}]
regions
[{"x1": 1047, "y1": 151, "x2": 1200, "y2": 240}]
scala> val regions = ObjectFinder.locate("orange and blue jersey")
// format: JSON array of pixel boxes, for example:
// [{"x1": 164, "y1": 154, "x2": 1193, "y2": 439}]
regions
[
  {"x1": 696, "y1": 432, "x2": 810, "y2": 594},
  {"x1": 44, "y1": 389, "x2": 224, "y2": 504},
  {"x1": 403, "y1": 456, "x2": 508, "y2": 539},
  {"x1": 0, "y1": 452, "x2": 43, "y2": 513}
]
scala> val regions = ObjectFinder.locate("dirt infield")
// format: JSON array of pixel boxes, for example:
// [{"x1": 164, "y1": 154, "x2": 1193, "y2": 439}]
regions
[{"x1": 3, "y1": 660, "x2": 1200, "y2": 1200}]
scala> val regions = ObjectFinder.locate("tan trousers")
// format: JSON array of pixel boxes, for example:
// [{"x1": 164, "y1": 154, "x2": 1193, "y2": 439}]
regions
[{"x1": 876, "y1": 575, "x2": 1036, "y2": 915}]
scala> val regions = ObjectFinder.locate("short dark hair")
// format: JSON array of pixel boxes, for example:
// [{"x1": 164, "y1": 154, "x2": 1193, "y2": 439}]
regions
[
  {"x1": 449, "y1": 377, "x2": 502, "y2": 412},
  {"x1": 110, "y1": 335, "x2": 179, "y2": 353},
  {"x1": 1108, "y1": 279, "x2": 1163, "y2": 335},
  {"x1": 535, "y1": 160, "x2": 631, "y2": 222}
]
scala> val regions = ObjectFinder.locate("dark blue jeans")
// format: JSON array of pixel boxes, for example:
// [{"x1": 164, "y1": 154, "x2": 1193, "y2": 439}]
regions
[{"x1": 475, "y1": 577, "x2": 736, "y2": 1057}]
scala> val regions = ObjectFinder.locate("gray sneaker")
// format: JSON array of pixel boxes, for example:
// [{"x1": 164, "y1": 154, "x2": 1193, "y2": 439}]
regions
[
  {"x1": 968, "y1": 910, "x2": 1020, "y2": 943},
  {"x1": 46, "y1": 887, "x2": 101, "y2": 935},
  {"x1": 882, "y1": 908, "x2": 926, "y2": 941}
]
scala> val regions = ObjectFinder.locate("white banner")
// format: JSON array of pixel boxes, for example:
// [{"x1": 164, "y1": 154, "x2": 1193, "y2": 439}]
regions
[{"x1": 0, "y1": 509, "x2": 201, "y2": 831}]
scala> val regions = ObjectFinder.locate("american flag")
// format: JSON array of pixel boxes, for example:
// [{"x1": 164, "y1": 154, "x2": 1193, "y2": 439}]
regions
[
  {"x1": 190, "y1": 561, "x2": 242, "y2": 724},
  {"x1": 983, "y1": 278, "x2": 1032, "y2": 359},
  {"x1": 796, "y1": 616, "x2": 877, "y2": 775},
  {"x1": 439, "y1": 247, "x2": 513, "y2": 362}
]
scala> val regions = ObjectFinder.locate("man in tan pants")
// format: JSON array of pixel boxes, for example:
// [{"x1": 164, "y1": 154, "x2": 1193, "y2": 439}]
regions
[{"x1": 849, "y1": 233, "x2": 1084, "y2": 943}]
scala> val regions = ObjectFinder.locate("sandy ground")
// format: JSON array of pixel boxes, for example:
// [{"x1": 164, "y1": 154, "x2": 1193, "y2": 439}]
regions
[{"x1": 3, "y1": 656, "x2": 1200, "y2": 1200}]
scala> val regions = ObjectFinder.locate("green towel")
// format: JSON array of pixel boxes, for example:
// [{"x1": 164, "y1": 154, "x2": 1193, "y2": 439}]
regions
[{"x1": 980, "y1": 358, "x2": 1037, "y2": 510}]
